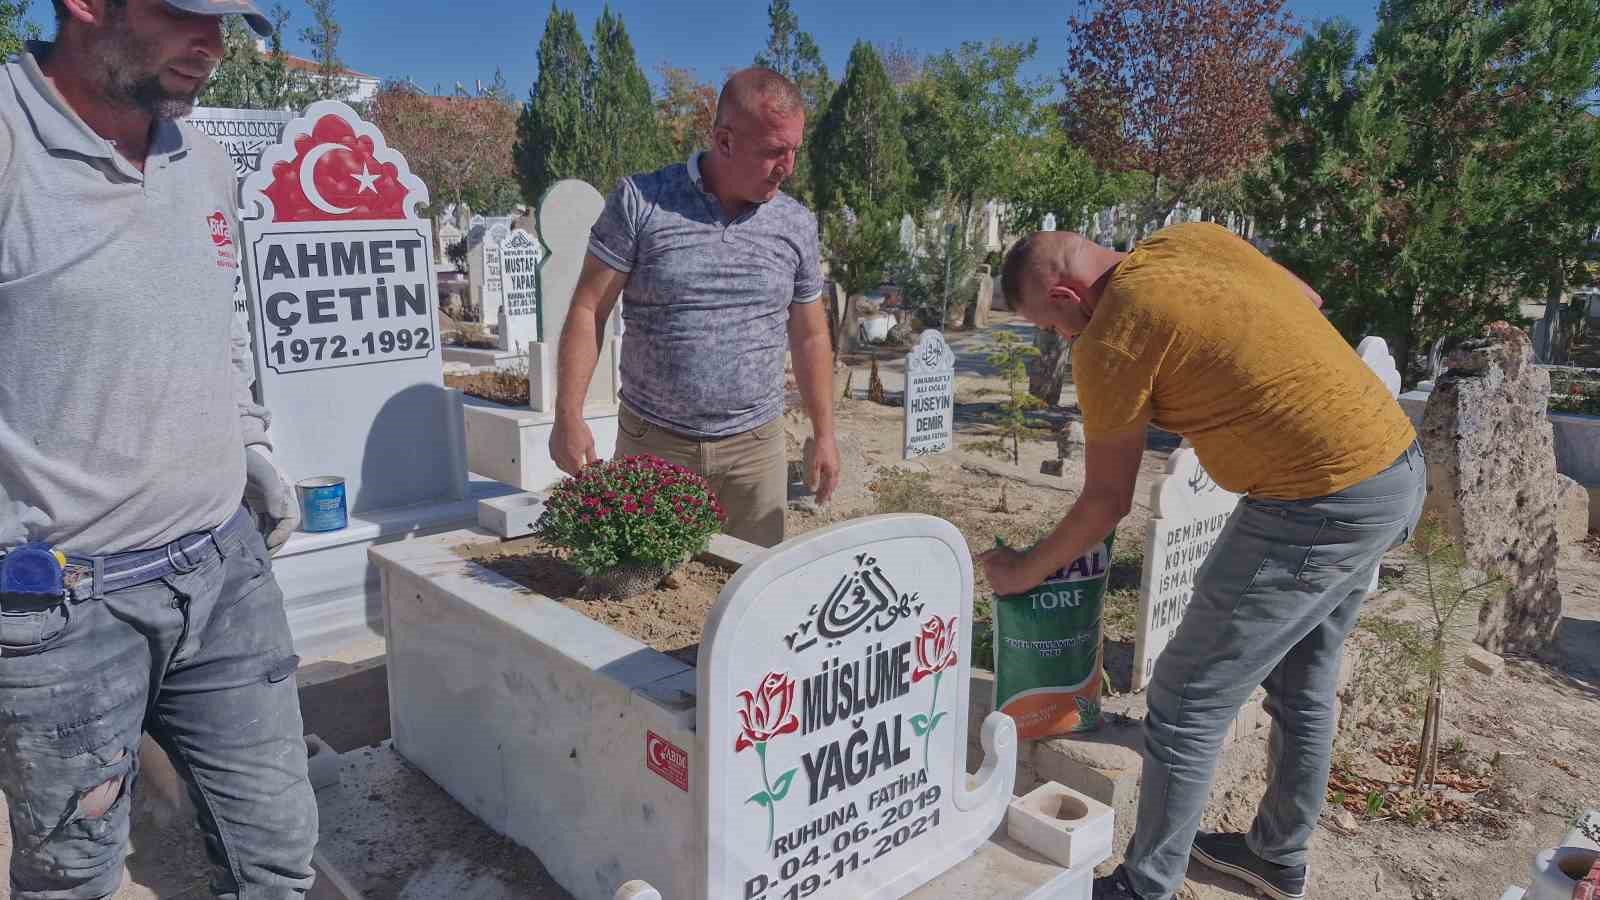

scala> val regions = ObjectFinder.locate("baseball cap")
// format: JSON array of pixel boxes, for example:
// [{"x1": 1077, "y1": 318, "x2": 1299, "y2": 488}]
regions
[{"x1": 164, "y1": 0, "x2": 273, "y2": 37}]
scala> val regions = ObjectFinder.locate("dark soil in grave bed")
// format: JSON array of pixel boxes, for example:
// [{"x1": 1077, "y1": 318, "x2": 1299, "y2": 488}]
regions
[
  {"x1": 446, "y1": 371, "x2": 530, "y2": 406},
  {"x1": 456, "y1": 536, "x2": 732, "y2": 666}
]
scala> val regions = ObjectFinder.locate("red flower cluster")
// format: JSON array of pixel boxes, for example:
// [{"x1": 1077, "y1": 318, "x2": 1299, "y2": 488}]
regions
[{"x1": 538, "y1": 455, "x2": 726, "y2": 576}]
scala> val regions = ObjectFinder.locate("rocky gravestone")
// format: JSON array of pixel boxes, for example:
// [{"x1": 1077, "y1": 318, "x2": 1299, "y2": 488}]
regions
[
  {"x1": 496, "y1": 229, "x2": 543, "y2": 354},
  {"x1": 697, "y1": 515, "x2": 1017, "y2": 899},
  {"x1": 1132, "y1": 447, "x2": 1241, "y2": 692},
  {"x1": 904, "y1": 330, "x2": 955, "y2": 459},
  {"x1": 239, "y1": 99, "x2": 462, "y2": 513},
  {"x1": 1420, "y1": 323, "x2": 1564, "y2": 655}
]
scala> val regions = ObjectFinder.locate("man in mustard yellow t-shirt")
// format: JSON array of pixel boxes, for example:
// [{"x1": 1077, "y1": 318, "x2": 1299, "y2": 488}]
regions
[{"x1": 981, "y1": 224, "x2": 1423, "y2": 900}]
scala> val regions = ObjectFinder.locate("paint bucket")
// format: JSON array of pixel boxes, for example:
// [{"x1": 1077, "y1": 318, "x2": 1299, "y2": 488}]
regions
[{"x1": 296, "y1": 477, "x2": 348, "y2": 533}]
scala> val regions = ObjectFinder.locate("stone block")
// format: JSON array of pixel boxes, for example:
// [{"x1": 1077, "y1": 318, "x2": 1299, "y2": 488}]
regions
[
  {"x1": 1557, "y1": 475, "x2": 1592, "y2": 544},
  {"x1": 305, "y1": 734, "x2": 341, "y2": 792},
  {"x1": 1006, "y1": 783, "x2": 1114, "y2": 870},
  {"x1": 1466, "y1": 645, "x2": 1506, "y2": 677},
  {"x1": 477, "y1": 492, "x2": 545, "y2": 539}
]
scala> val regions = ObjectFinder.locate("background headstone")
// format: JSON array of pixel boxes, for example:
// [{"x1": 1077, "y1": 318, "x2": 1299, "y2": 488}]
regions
[
  {"x1": 698, "y1": 515, "x2": 1016, "y2": 899},
  {"x1": 1041, "y1": 213, "x2": 1057, "y2": 232},
  {"x1": 1133, "y1": 446, "x2": 1241, "y2": 692},
  {"x1": 496, "y1": 229, "x2": 544, "y2": 354},
  {"x1": 903, "y1": 330, "x2": 955, "y2": 459},
  {"x1": 480, "y1": 220, "x2": 510, "y2": 327},
  {"x1": 240, "y1": 100, "x2": 464, "y2": 513},
  {"x1": 1358, "y1": 336, "x2": 1403, "y2": 592},
  {"x1": 900, "y1": 214, "x2": 917, "y2": 256},
  {"x1": 527, "y1": 180, "x2": 619, "y2": 412},
  {"x1": 1420, "y1": 323, "x2": 1564, "y2": 655}
]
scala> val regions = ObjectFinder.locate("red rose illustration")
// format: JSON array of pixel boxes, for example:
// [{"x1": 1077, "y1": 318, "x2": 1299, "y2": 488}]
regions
[
  {"x1": 912, "y1": 615, "x2": 959, "y2": 684},
  {"x1": 734, "y1": 671, "x2": 800, "y2": 753}
]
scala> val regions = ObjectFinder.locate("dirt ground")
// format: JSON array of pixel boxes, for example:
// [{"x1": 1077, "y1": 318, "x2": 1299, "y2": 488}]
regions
[
  {"x1": 776, "y1": 313, "x2": 1600, "y2": 899},
  {"x1": 459, "y1": 536, "x2": 731, "y2": 666}
]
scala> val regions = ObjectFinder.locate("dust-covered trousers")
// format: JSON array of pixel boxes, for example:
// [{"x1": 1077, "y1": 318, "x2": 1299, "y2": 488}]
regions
[{"x1": 0, "y1": 505, "x2": 316, "y2": 899}]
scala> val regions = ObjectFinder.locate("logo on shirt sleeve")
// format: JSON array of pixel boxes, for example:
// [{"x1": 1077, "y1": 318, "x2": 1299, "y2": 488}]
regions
[{"x1": 208, "y1": 211, "x2": 239, "y2": 269}]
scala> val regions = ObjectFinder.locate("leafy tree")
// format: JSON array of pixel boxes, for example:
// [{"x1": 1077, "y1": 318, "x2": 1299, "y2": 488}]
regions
[
  {"x1": 515, "y1": 3, "x2": 595, "y2": 202},
  {"x1": 199, "y1": 5, "x2": 317, "y2": 110},
  {"x1": 894, "y1": 216, "x2": 984, "y2": 327},
  {"x1": 590, "y1": 6, "x2": 669, "y2": 192},
  {"x1": 810, "y1": 41, "x2": 912, "y2": 216},
  {"x1": 298, "y1": 0, "x2": 352, "y2": 102},
  {"x1": 656, "y1": 63, "x2": 716, "y2": 160},
  {"x1": 981, "y1": 331, "x2": 1047, "y2": 466},
  {"x1": 820, "y1": 208, "x2": 900, "y2": 359},
  {"x1": 1000, "y1": 122, "x2": 1138, "y2": 237},
  {"x1": 369, "y1": 83, "x2": 521, "y2": 220},
  {"x1": 903, "y1": 39, "x2": 1045, "y2": 326},
  {"x1": 1, "y1": 0, "x2": 39, "y2": 61},
  {"x1": 753, "y1": 0, "x2": 834, "y2": 203},
  {"x1": 1245, "y1": 2, "x2": 1600, "y2": 379},
  {"x1": 1063, "y1": 0, "x2": 1299, "y2": 227},
  {"x1": 876, "y1": 39, "x2": 923, "y2": 90}
]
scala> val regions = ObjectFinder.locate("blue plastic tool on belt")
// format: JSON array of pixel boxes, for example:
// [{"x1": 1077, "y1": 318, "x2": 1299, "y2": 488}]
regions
[{"x1": 0, "y1": 543, "x2": 68, "y2": 602}]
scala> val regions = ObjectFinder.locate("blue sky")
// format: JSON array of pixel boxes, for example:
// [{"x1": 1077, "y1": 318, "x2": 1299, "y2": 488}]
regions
[{"x1": 24, "y1": 0, "x2": 1380, "y2": 97}]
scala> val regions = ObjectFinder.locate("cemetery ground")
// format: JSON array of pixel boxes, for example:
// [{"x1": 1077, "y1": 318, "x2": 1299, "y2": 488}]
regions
[{"x1": 2, "y1": 313, "x2": 1597, "y2": 898}]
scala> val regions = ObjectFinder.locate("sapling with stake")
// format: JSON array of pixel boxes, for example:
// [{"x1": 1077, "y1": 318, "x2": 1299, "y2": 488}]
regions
[{"x1": 981, "y1": 331, "x2": 1047, "y2": 465}]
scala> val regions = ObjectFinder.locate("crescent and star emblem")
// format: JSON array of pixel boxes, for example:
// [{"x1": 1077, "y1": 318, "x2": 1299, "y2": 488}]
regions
[{"x1": 298, "y1": 142, "x2": 382, "y2": 215}]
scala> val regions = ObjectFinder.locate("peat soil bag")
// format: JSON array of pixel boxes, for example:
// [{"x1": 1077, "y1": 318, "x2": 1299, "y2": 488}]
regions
[{"x1": 992, "y1": 532, "x2": 1115, "y2": 739}]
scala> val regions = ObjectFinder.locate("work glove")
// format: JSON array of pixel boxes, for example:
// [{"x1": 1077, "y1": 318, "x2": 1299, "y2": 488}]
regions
[{"x1": 243, "y1": 446, "x2": 300, "y2": 555}]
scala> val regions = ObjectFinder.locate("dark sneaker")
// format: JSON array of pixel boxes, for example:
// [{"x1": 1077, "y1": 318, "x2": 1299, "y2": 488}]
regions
[
  {"x1": 1191, "y1": 832, "x2": 1308, "y2": 900},
  {"x1": 1093, "y1": 866, "x2": 1146, "y2": 899}
]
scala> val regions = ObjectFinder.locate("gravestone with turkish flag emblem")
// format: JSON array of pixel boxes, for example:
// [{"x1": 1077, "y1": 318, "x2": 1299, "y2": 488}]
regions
[
  {"x1": 695, "y1": 514, "x2": 1017, "y2": 899},
  {"x1": 240, "y1": 100, "x2": 465, "y2": 515}
]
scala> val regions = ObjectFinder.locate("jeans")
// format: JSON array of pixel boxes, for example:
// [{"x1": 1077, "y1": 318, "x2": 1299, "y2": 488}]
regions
[
  {"x1": 0, "y1": 508, "x2": 317, "y2": 899},
  {"x1": 615, "y1": 403, "x2": 789, "y2": 548},
  {"x1": 1125, "y1": 443, "x2": 1426, "y2": 899}
]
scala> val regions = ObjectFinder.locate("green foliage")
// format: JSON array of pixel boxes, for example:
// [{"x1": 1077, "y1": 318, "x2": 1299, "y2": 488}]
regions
[
  {"x1": 810, "y1": 41, "x2": 911, "y2": 217},
  {"x1": 200, "y1": 7, "x2": 319, "y2": 110},
  {"x1": 999, "y1": 121, "x2": 1143, "y2": 237},
  {"x1": 0, "y1": 0, "x2": 39, "y2": 61},
  {"x1": 445, "y1": 237, "x2": 468, "y2": 273},
  {"x1": 983, "y1": 331, "x2": 1047, "y2": 465},
  {"x1": 516, "y1": 4, "x2": 595, "y2": 203},
  {"x1": 892, "y1": 216, "x2": 983, "y2": 326},
  {"x1": 515, "y1": 4, "x2": 670, "y2": 204},
  {"x1": 537, "y1": 455, "x2": 726, "y2": 576},
  {"x1": 754, "y1": 0, "x2": 834, "y2": 204},
  {"x1": 1550, "y1": 368, "x2": 1600, "y2": 415},
  {"x1": 903, "y1": 40, "x2": 1046, "y2": 232},
  {"x1": 297, "y1": 0, "x2": 353, "y2": 102},
  {"x1": 1246, "y1": 2, "x2": 1600, "y2": 380},
  {"x1": 821, "y1": 208, "x2": 900, "y2": 299},
  {"x1": 589, "y1": 6, "x2": 669, "y2": 192}
]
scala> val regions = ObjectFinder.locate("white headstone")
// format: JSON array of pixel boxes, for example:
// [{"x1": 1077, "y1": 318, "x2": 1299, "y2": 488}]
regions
[
  {"x1": 240, "y1": 100, "x2": 464, "y2": 513},
  {"x1": 899, "y1": 214, "x2": 917, "y2": 256},
  {"x1": 479, "y1": 220, "x2": 510, "y2": 327},
  {"x1": 1041, "y1": 213, "x2": 1057, "y2": 232},
  {"x1": 496, "y1": 229, "x2": 544, "y2": 354},
  {"x1": 983, "y1": 201, "x2": 1001, "y2": 252},
  {"x1": 1132, "y1": 447, "x2": 1241, "y2": 692},
  {"x1": 469, "y1": 213, "x2": 485, "y2": 229},
  {"x1": 1358, "y1": 336, "x2": 1403, "y2": 592},
  {"x1": 903, "y1": 330, "x2": 955, "y2": 459},
  {"x1": 699, "y1": 515, "x2": 1017, "y2": 900},
  {"x1": 527, "y1": 180, "x2": 619, "y2": 412}
]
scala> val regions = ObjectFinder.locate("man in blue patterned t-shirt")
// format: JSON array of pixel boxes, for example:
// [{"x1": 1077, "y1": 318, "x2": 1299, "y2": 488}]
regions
[{"x1": 550, "y1": 67, "x2": 840, "y2": 547}]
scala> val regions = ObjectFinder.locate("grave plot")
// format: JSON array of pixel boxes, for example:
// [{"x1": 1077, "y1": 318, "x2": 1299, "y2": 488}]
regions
[{"x1": 371, "y1": 513, "x2": 1122, "y2": 900}]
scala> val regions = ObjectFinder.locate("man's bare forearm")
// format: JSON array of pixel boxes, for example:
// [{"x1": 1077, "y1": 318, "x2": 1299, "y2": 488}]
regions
[
  {"x1": 1023, "y1": 494, "x2": 1126, "y2": 584},
  {"x1": 556, "y1": 309, "x2": 604, "y2": 420},
  {"x1": 790, "y1": 327, "x2": 835, "y2": 438}
]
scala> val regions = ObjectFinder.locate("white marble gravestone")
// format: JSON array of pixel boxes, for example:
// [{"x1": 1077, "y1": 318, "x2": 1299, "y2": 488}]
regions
[
  {"x1": 1358, "y1": 336, "x2": 1403, "y2": 593},
  {"x1": 495, "y1": 229, "x2": 544, "y2": 354},
  {"x1": 460, "y1": 180, "x2": 621, "y2": 491},
  {"x1": 1132, "y1": 447, "x2": 1241, "y2": 692},
  {"x1": 238, "y1": 100, "x2": 501, "y2": 655},
  {"x1": 1041, "y1": 213, "x2": 1057, "y2": 233},
  {"x1": 698, "y1": 515, "x2": 1017, "y2": 899},
  {"x1": 904, "y1": 330, "x2": 955, "y2": 459},
  {"x1": 900, "y1": 214, "x2": 917, "y2": 256},
  {"x1": 480, "y1": 220, "x2": 510, "y2": 326}
]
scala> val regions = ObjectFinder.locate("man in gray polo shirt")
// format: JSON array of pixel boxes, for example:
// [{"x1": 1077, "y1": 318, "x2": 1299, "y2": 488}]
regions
[
  {"x1": 0, "y1": 1, "x2": 315, "y2": 897},
  {"x1": 550, "y1": 68, "x2": 839, "y2": 548}
]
